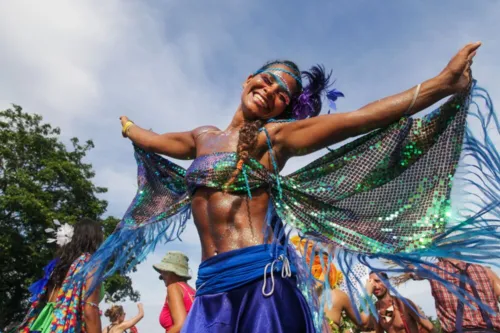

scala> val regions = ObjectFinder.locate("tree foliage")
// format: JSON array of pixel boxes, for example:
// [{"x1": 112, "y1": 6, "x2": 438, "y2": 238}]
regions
[
  {"x1": 429, "y1": 316, "x2": 443, "y2": 333},
  {"x1": 0, "y1": 106, "x2": 138, "y2": 329}
]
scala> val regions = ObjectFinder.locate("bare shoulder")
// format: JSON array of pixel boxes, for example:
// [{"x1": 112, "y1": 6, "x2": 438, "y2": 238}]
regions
[
  {"x1": 167, "y1": 282, "x2": 183, "y2": 295},
  {"x1": 256, "y1": 121, "x2": 289, "y2": 148},
  {"x1": 332, "y1": 289, "x2": 349, "y2": 305},
  {"x1": 193, "y1": 125, "x2": 220, "y2": 139}
]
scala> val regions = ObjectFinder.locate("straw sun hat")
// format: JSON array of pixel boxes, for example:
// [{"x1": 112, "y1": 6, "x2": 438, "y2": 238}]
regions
[{"x1": 153, "y1": 251, "x2": 192, "y2": 280}]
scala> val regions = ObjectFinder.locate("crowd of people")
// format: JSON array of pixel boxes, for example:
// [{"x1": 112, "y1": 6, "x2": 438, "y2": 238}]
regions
[
  {"x1": 15, "y1": 218, "x2": 500, "y2": 332},
  {"x1": 10, "y1": 41, "x2": 500, "y2": 332}
]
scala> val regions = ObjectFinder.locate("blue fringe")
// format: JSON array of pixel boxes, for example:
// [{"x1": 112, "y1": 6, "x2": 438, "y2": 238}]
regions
[{"x1": 79, "y1": 205, "x2": 191, "y2": 294}]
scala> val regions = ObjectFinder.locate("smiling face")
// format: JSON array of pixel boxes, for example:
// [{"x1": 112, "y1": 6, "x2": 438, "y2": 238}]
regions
[{"x1": 240, "y1": 63, "x2": 301, "y2": 120}]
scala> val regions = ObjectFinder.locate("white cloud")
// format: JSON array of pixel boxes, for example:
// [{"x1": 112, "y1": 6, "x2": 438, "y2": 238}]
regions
[{"x1": 0, "y1": 1, "x2": 119, "y2": 125}]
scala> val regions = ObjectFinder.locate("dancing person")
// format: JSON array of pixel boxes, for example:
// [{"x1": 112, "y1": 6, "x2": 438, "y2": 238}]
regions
[
  {"x1": 18, "y1": 218, "x2": 104, "y2": 333},
  {"x1": 370, "y1": 272, "x2": 434, "y2": 333},
  {"x1": 405, "y1": 258, "x2": 500, "y2": 333},
  {"x1": 103, "y1": 304, "x2": 144, "y2": 333},
  {"x1": 81, "y1": 42, "x2": 499, "y2": 332},
  {"x1": 154, "y1": 251, "x2": 195, "y2": 333}
]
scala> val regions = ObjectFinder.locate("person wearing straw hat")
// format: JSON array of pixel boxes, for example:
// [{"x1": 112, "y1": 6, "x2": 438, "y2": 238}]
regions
[{"x1": 154, "y1": 251, "x2": 195, "y2": 333}]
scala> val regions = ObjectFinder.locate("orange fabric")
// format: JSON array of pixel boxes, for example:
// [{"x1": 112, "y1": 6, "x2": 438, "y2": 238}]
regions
[{"x1": 290, "y1": 236, "x2": 343, "y2": 288}]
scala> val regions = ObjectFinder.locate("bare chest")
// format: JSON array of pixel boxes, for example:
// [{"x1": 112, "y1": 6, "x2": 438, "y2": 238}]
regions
[
  {"x1": 378, "y1": 302, "x2": 408, "y2": 333},
  {"x1": 194, "y1": 128, "x2": 280, "y2": 170},
  {"x1": 195, "y1": 129, "x2": 239, "y2": 156}
]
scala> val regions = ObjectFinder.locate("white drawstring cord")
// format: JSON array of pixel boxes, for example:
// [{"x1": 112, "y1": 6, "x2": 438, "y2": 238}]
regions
[
  {"x1": 281, "y1": 255, "x2": 291, "y2": 278},
  {"x1": 261, "y1": 255, "x2": 292, "y2": 297}
]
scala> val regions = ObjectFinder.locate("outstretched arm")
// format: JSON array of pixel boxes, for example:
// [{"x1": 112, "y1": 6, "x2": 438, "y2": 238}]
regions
[
  {"x1": 275, "y1": 42, "x2": 480, "y2": 156},
  {"x1": 118, "y1": 303, "x2": 144, "y2": 331},
  {"x1": 341, "y1": 294, "x2": 371, "y2": 328},
  {"x1": 119, "y1": 117, "x2": 217, "y2": 160}
]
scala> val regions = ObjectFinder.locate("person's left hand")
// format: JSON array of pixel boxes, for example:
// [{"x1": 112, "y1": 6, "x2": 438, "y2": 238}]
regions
[{"x1": 439, "y1": 42, "x2": 481, "y2": 93}]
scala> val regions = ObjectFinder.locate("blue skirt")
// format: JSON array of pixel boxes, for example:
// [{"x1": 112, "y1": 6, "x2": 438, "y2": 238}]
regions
[{"x1": 181, "y1": 245, "x2": 315, "y2": 333}]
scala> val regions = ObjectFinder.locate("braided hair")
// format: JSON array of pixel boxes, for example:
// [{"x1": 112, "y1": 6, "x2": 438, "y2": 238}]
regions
[{"x1": 224, "y1": 61, "x2": 331, "y2": 189}]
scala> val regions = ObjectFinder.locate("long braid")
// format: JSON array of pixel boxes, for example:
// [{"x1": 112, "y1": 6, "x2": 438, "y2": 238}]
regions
[
  {"x1": 224, "y1": 119, "x2": 264, "y2": 189},
  {"x1": 224, "y1": 60, "x2": 301, "y2": 190}
]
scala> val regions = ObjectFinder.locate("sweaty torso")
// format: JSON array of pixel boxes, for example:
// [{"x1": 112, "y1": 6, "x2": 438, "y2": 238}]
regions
[{"x1": 190, "y1": 125, "x2": 285, "y2": 261}]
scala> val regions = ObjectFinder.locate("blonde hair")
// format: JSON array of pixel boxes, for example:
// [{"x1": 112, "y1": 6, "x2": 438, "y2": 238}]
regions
[{"x1": 104, "y1": 305, "x2": 124, "y2": 322}]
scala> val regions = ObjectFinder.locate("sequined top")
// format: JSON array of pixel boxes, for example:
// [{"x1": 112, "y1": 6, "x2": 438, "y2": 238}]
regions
[{"x1": 185, "y1": 152, "x2": 269, "y2": 194}]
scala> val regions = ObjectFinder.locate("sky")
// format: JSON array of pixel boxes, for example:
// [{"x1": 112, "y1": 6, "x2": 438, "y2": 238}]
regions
[{"x1": 1, "y1": 0, "x2": 499, "y2": 331}]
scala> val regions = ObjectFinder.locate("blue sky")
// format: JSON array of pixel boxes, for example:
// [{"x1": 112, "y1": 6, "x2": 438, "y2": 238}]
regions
[{"x1": 1, "y1": 1, "x2": 499, "y2": 331}]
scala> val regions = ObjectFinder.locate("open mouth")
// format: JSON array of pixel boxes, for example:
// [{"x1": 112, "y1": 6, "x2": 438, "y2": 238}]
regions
[{"x1": 253, "y1": 92, "x2": 268, "y2": 109}]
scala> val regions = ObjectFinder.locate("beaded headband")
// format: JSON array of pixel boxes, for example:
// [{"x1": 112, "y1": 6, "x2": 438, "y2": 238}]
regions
[
  {"x1": 253, "y1": 67, "x2": 300, "y2": 97},
  {"x1": 254, "y1": 61, "x2": 344, "y2": 120}
]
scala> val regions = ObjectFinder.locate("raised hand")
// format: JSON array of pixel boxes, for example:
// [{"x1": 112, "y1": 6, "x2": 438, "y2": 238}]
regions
[
  {"x1": 120, "y1": 116, "x2": 130, "y2": 128},
  {"x1": 440, "y1": 42, "x2": 481, "y2": 93},
  {"x1": 120, "y1": 116, "x2": 133, "y2": 138}
]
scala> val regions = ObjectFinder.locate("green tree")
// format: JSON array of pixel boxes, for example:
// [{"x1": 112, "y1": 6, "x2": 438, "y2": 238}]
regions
[
  {"x1": 0, "y1": 106, "x2": 139, "y2": 329},
  {"x1": 429, "y1": 316, "x2": 443, "y2": 333}
]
